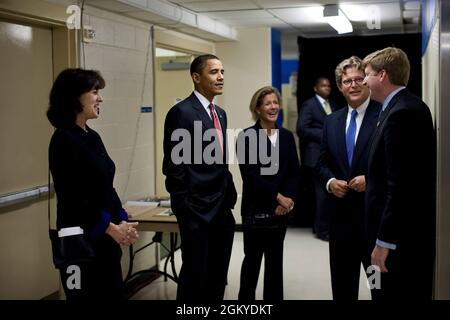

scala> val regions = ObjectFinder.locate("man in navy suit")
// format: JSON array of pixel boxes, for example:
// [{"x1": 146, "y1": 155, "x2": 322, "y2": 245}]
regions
[
  {"x1": 316, "y1": 56, "x2": 381, "y2": 300},
  {"x1": 297, "y1": 77, "x2": 338, "y2": 240},
  {"x1": 363, "y1": 47, "x2": 435, "y2": 300},
  {"x1": 163, "y1": 54, "x2": 237, "y2": 302}
]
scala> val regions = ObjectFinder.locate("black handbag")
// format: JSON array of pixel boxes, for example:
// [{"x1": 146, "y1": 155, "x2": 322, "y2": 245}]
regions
[
  {"x1": 244, "y1": 213, "x2": 286, "y2": 228},
  {"x1": 49, "y1": 229, "x2": 95, "y2": 269},
  {"x1": 47, "y1": 172, "x2": 94, "y2": 270}
]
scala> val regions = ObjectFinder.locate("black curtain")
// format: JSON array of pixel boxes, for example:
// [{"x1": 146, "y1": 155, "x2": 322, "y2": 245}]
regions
[{"x1": 296, "y1": 33, "x2": 422, "y2": 111}]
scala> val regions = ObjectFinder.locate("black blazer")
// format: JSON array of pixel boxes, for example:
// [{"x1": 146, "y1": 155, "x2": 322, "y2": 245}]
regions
[
  {"x1": 316, "y1": 100, "x2": 381, "y2": 230},
  {"x1": 163, "y1": 92, "x2": 237, "y2": 223},
  {"x1": 238, "y1": 121, "x2": 300, "y2": 217},
  {"x1": 49, "y1": 124, "x2": 123, "y2": 231},
  {"x1": 297, "y1": 96, "x2": 339, "y2": 167},
  {"x1": 365, "y1": 89, "x2": 436, "y2": 249}
]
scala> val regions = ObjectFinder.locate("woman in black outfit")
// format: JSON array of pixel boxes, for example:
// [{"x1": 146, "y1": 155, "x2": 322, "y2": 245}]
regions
[
  {"x1": 47, "y1": 68, "x2": 139, "y2": 299},
  {"x1": 237, "y1": 86, "x2": 300, "y2": 301}
]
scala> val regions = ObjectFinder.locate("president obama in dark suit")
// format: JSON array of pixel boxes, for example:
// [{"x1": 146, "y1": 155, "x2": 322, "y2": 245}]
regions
[
  {"x1": 163, "y1": 54, "x2": 237, "y2": 302},
  {"x1": 363, "y1": 47, "x2": 435, "y2": 300},
  {"x1": 316, "y1": 56, "x2": 381, "y2": 300}
]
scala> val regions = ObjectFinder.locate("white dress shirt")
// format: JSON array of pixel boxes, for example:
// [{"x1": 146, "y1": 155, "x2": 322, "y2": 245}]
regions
[{"x1": 326, "y1": 97, "x2": 370, "y2": 192}]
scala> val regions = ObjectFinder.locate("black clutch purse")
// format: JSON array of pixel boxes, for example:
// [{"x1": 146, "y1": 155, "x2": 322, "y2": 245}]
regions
[
  {"x1": 244, "y1": 213, "x2": 286, "y2": 228},
  {"x1": 49, "y1": 229, "x2": 95, "y2": 269}
]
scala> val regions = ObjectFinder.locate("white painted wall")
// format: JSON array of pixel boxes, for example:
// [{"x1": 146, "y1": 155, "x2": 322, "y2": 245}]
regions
[
  {"x1": 422, "y1": 19, "x2": 439, "y2": 124},
  {"x1": 423, "y1": 16, "x2": 450, "y2": 299},
  {"x1": 216, "y1": 27, "x2": 272, "y2": 222},
  {"x1": 82, "y1": 5, "x2": 155, "y2": 202}
]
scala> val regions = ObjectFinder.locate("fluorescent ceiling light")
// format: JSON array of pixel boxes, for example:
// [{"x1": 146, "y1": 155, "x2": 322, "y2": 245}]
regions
[
  {"x1": 155, "y1": 48, "x2": 189, "y2": 57},
  {"x1": 323, "y1": 5, "x2": 353, "y2": 34},
  {"x1": 340, "y1": 4, "x2": 368, "y2": 22}
]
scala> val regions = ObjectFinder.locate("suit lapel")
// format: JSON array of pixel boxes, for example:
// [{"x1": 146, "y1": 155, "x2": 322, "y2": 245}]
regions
[
  {"x1": 190, "y1": 93, "x2": 228, "y2": 160},
  {"x1": 330, "y1": 100, "x2": 338, "y2": 113},
  {"x1": 314, "y1": 96, "x2": 327, "y2": 117},
  {"x1": 190, "y1": 93, "x2": 214, "y2": 131},
  {"x1": 369, "y1": 90, "x2": 405, "y2": 166},
  {"x1": 335, "y1": 111, "x2": 349, "y2": 171},
  {"x1": 351, "y1": 101, "x2": 378, "y2": 169}
]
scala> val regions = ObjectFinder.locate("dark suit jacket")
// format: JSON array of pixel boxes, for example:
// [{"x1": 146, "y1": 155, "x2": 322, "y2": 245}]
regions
[
  {"x1": 365, "y1": 89, "x2": 436, "y2": 252},
  {"x1": 163, "y1": 92, "x2": 237, "y2": 223},
  {"x1": 316, "y1": 100, "x2": 381, "y2": 234},
  {"x1": 49, "y1": 124, "x2": 123, "y2": 231},
  {"x1": 238, "y1": 121, "x2": 300, "y2": 217},
  {"x1": 297, "y1": 96, "x2": 339, "y2": 167}
]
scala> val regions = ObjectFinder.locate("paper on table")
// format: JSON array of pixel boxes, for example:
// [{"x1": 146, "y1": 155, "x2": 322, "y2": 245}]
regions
[
  {"x1": 160, "y1": 199, "x2": 171, "y2": 207},
  {"x1": 125, "y1": 201, "x2": 159, "y2": 207},
  {"x1": 156, "y1": 208, "x2": 174, "y2": 216},
  {"x1": 124, "y1": 201, "x2": 159, "y2": 218}
]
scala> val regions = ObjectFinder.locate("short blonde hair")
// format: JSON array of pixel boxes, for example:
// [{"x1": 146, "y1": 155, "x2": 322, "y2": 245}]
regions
[
  {"x1": 249, "y1": 86, "x2": 282, "y2": 121},
  {"x1": 363, "y1": 47, "x2": 410, "y2": 86},
  {"x1": 335, "y1": 56, "x2": 364, "y2": 88}
]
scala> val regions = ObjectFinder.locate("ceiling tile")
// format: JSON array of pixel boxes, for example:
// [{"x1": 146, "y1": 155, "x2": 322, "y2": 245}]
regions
[
  {"x1": 205, "y1": 10, "x2": 273, "y2": 20},
  {"x1": 341, "y1": 2, "x2": 402, "y2": 22},
  {"x1": 88, "y1": 0, "x2": 143, "y2": 12},
  {"x1": 175, "y1": 0, "x2": 259, "y2": 12},
  {"x1": 269, "y1": 7, "x2": 326, "y2": 25},
  {"x1": 83, "y1": 0, "x2": 419, "y2": 40}
]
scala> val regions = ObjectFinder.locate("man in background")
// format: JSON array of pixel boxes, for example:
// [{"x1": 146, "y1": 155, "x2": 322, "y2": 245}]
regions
[{"x1": 297, "y1": 77, "x2": 339, "y2": 240}]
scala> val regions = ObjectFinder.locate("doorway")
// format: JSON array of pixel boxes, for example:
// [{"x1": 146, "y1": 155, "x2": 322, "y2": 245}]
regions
[{"x1": 154, "y1": 47, "x2": 194, "y2": 197}]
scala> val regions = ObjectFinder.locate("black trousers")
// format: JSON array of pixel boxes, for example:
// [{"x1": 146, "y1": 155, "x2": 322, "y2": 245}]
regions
[
  {"x1": 329, "y1": 223, "x2": 370, "y2": 300},
  {"x1": 238, "y1": 222, "x2": 287, "y2": 302},
  {"x1": 176, "y1": 209, "x2": 235, "y2": 302},
  {"x1": 59, "y1": 237, "x2": 124, "y2": 300},
  {"x1": 312, "y1": 172, "x2": 331, "y2": 239}
]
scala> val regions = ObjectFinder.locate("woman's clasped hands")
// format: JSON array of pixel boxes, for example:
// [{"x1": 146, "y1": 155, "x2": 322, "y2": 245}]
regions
[{"x1": 106, "y1": 221, "x2": 140, "y2": 246}]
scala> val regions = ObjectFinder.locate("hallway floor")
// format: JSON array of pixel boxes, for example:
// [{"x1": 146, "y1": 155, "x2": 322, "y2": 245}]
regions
[{"x1": 130, "y1": 227, "x2": 371, "y2": 300}]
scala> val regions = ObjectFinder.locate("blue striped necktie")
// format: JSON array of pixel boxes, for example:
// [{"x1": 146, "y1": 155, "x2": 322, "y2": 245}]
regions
[{"x1": 346, "y1": 109, "x2": 358, "y2": 166}]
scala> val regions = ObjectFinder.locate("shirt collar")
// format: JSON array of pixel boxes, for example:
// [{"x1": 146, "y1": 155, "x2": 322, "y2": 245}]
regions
[
  {"x1": 255, "y1": 119, "x2": 279, "y2": 130},
  {"x1": 347, "y1": 96, "x2": 370, "y2": 116},
  {"x1": 382, "y1": 86, "x2": 405, "y2": 111},
  {"x1": 315, "y1": 94, "x2": 327, "y2": 105},
  {"x1": 194, "y1": 90, "x2": 215, "y2": 111}
]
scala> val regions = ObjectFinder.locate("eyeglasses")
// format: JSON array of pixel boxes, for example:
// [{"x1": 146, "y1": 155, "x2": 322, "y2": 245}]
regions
[{"x1": 342, "y1": 77, "x2": 365, "y2": 87}]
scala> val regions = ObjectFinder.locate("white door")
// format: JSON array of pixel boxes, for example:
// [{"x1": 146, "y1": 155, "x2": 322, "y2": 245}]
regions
[{"x1": 0, "y1": 19, "x2": 57, "y2": 299}]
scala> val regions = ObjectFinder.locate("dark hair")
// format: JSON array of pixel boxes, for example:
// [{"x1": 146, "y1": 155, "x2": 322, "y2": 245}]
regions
[
  {"x1": 46, "y1": 68, "x2": 105, "y2": 128},
  {"x1": 314, "y1": 77, "x2": 330, "y2": 87},
  {"x1": 190, "y1": 54, "x2": 220, "y2": 75}
]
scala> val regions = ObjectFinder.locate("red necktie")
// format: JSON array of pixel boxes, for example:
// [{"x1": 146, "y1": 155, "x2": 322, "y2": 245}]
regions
[{"x1": 209, "y1": 103, "x2": 223, "y2": 153}]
